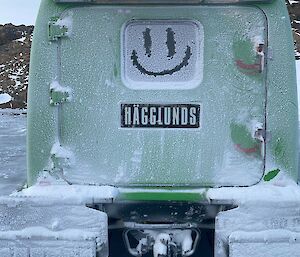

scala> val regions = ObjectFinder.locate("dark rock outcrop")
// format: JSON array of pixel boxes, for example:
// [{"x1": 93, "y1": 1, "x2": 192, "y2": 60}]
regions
[
  {"x1": 0, "y1": 24, "x2": 33, "y2": 109},
  {"x1": 287, "y1": 0, "x2": 300, "y2": 59},
  {"x1": 0, "y1": 24, "x2": 33, "y2": 46}
]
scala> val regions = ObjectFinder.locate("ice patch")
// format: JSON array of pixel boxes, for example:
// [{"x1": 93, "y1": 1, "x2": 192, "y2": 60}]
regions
[
  {"x1": 50, "y1": 80, "x2": 72, "y2": 95},
  {"x1": 56, "y1": 13, "x2": 73, "y2": 36},
  {"x1": 51, "y1": 142, "x2": 73, "y2": 161},
  {"x1": 153, "y1": 233, "x2": 170, "y2": 257},
  {"x1": 207, "y1": 171, "x2": 300, "y2": 205},
  {"x1": 13, "y1": 183, "x2": 118, "y2": 205},
  {"x1": 12, "y1": 172, "x2": 119, "y2": 205},
  {"x1": 174, "y1": 230, "x2": 193, "y2": 254},
  {"x1": 0, "y1": 93, "x2": 12, "y2": 104},
  {"x1": 0, "y1": 227, "x2": 98, "y2": 241}
]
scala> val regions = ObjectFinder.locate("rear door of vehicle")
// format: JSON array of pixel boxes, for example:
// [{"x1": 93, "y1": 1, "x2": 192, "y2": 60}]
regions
[{"x1": 58, "y1": 5, "x2": 267, "y2": 186}]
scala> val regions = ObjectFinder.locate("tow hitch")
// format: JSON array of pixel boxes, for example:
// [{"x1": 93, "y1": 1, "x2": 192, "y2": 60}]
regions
[{"x1": 123, "y1": 224, "x2": 200, "y2": 257}]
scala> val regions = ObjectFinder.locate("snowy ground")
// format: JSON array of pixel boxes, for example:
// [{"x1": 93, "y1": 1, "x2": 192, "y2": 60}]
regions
[
  {"x1": 0, "y1": 109, "x2": 26, "y2": 195},
  {"x1": 0, "y1": 62, "x2": 300, "y2": 196}
]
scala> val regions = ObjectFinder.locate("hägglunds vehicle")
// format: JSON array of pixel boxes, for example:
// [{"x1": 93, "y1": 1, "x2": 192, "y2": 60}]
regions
[{"x1": 0, "y1": 0, "x2": 299, "y2": 256}]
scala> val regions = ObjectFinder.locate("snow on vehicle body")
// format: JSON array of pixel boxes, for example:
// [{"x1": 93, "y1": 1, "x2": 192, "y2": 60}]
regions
[{"x1": 0, "y1": 0, "x2": 298, "y2": 256}]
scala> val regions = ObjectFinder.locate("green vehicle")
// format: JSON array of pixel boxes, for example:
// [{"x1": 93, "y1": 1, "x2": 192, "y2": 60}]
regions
[{"x1": 0, "y1": 0, "x2": 299, "y2": 256}]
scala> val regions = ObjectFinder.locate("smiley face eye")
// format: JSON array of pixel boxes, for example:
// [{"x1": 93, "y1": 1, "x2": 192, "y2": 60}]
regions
[
  {"x1": 143, "y1": 28, "x2": 152, "y2": 57},
  {"x1": 166, "y1": 28, "x2": 176, "y2": 59},
  {"x1": 142, "y1": 27, "x2": 177, "y2": 59}
]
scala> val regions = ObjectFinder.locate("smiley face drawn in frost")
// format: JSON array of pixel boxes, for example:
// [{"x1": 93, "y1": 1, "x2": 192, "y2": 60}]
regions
[
  {"x1": 131, "y1": 27, "x2": 192, "y2": 77},
  {"x1": 123, "y1": 21, "x2": 203, "y2": 89}
]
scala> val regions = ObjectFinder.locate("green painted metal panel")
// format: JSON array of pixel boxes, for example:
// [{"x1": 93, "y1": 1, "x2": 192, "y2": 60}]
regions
[
  {"x1": 117, "y1": 190, "x2": 207, "y2": 202},
  {"x1": 262, "y1": 0, "x2": 299, "y2": 181},
  {"x1": 27, "y1": 0, "x2": 298, "y2": 191},
  {"x1": 58, "y1": 5, "x2": 267, "y2": 186}
]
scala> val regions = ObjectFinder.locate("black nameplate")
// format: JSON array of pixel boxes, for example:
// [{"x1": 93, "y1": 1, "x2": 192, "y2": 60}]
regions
[{"x1": 121, "y1": 103, "x2": 200, "y2": 128}]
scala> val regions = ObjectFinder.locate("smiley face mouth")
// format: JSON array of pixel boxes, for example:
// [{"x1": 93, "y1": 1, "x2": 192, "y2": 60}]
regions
[{"x1": 131, "y1": 46, "x2": 192, "y2": 77}]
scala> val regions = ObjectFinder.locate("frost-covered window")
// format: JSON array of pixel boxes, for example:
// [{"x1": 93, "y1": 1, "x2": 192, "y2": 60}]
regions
[{"x1": 122, "y1": 20, "x2": 204, "y2": 90}]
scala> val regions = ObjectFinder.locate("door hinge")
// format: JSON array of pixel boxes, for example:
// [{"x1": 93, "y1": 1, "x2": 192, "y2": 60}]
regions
[
  {"x1": 50, "y1": 142, "x2": 73, "y2": 184},
  {"x1": 50, "y1": 81, "x2": 71, "y2": 105},
  {"x1": 50, "y1": 89, "x2": 70, "y2": 105},
  {"x1": 48, "y1": 16, "x2": 68, "y2": 41}
]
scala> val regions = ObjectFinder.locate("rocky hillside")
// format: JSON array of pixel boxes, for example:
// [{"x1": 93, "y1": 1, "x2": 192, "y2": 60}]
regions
[
  {"x1": 0, "y1": 3, "x2": 299, "y2": 109},
  {"x1": 0, "y1": 24, "x2": 33, "y2": 109},
  {"x1": 287, "y1": 0, "x2": 300, "y2": 59}
]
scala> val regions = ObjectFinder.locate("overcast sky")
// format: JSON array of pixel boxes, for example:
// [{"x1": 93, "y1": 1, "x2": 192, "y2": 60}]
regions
[{"x1": 1, "y1": 0, "x2": 41, "y2": 25}]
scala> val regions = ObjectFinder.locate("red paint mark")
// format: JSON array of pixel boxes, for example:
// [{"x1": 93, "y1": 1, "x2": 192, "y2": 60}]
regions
[
  {"x1": 236, "y1": 60, "x2": 260, "y2": 71},
  {"x1": 235, "y1": 144, "x2": 258, "y2": 154}
]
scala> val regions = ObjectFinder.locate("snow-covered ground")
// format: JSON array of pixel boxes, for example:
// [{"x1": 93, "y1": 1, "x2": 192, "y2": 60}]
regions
[
  {"x1": 0, "y1": 109, "x2": 26, "y2": 195},
  {"x1": 0, "y1": 62, "x2": 299, "y2": 196}
]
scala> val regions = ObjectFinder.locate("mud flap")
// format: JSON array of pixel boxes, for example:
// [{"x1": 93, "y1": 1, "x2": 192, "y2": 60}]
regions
[
  {"x1": 215, "y1": 202, "x2": 300, "y2": 257},
  {"x1": 0, "y1": 197, "x2": 108, "y2": 257}
]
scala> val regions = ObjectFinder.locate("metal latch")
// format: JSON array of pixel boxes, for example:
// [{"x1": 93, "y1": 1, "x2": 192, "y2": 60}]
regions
[
  {"x1": 254, "y1": 128, "x2": 271, "y2": 143},
  {"x1": 235, "y1": 42, "x2": 265, "y2": 74},
  {"x1": 48, "y1": 16, "x2": 68, "y2": 41},
  {"x1": 49, "y1": 142, "x2": 73, "y2": 184}
]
